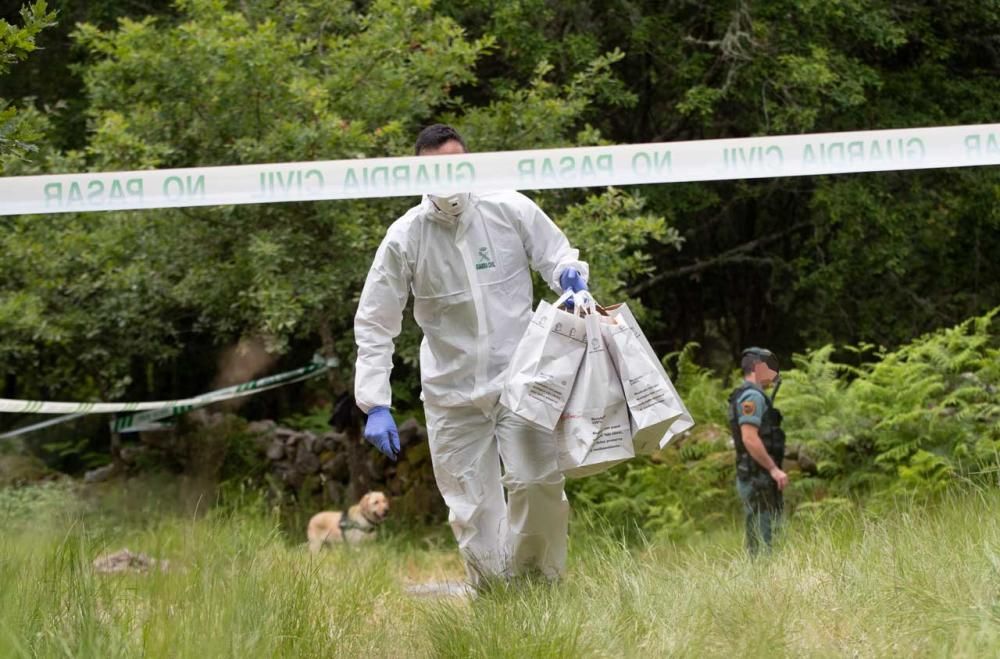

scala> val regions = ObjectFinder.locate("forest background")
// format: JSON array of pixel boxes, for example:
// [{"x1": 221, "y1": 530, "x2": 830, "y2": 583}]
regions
[{"x1": 1, "y1": 0, "x2": 999, "y2": 535}]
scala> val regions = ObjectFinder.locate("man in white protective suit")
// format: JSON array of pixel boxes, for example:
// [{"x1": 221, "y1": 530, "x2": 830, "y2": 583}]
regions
[{"x1": 353, "y1": 124, "x2": 590, "y2": 586}]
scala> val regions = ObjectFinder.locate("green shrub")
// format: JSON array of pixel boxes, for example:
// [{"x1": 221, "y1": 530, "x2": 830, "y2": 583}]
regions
[
  {"x1": 783, "y1": 308, "x2": 1000, "y2": 499},
  {"x1": 570, "y1": 309, "x2": 1000, "y2": 537}
]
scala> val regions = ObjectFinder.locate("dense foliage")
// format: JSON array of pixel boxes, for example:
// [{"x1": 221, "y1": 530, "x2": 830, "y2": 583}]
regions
[
  {"x1": 0, "y1": 1, "x2": 56, "y2": 163},
  {"x1": 0, "y1": 0, "x2": 668, "y2": 413},
  {"x1": 1, "y1": 1, "x2": 998, "y2": 519},
  {"x1": 570, "y1": 308, "x2": 1000, "y2": 538}
]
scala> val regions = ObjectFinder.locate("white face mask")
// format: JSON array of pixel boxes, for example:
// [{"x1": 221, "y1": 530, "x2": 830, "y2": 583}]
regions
[{"x1": 427, "y1": 192, "x2": 471, "y2": 217}]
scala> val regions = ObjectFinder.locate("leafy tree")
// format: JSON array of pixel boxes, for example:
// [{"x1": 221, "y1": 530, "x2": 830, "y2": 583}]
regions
[
  {"x1": 0, "y1": 0, "x2": 56, "y2": 168},
  {"x1": 438, "y1": 0, "x2": 1000, "y2": 360},
  {"x1": 7, "y1": 0, "x2": 999, "y2": 389},
  {"x1": 0, "y1": 1, "x2": 676, "y2": 499},
  {"x1": 3, "y1": 0, "x2": 999, "y2": 515}
]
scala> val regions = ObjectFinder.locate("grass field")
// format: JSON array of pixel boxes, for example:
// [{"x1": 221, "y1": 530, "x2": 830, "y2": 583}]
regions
[{"x1": 3, "y1": 477, "x2": 1000, "y2": 658}]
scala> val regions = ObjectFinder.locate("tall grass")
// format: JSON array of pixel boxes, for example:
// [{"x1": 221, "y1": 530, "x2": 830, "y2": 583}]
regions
[{"x1": 3, "y1": 479, "x2": 1000, "y2": 657}]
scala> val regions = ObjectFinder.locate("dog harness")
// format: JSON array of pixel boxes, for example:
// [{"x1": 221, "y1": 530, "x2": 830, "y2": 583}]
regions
[{"x1": 338, "y1": 513, "x2": 378, "y2": 535}]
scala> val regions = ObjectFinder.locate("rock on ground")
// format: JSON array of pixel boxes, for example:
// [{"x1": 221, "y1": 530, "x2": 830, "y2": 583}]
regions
[{"x1": 93, "y1": 548, "x2": 169, "y2": 574}]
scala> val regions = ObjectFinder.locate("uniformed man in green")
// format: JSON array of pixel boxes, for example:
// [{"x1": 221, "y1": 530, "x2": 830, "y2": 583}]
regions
[{"x1": 728, "y1": 347, "x2": 787, "y2": 555}]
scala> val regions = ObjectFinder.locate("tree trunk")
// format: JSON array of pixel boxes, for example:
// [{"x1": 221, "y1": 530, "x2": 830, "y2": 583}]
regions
[{"x1": 109, "y1": 428, "x2": 125, "y2": 474}]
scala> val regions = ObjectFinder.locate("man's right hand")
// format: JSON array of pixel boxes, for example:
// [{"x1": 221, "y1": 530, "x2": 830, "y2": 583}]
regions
[
  {"x1": 363, "y1": 406, "x2": 400, "y2": 461},
  {"x1": 769, "y1": 466, "x2": 789, "y2": 491}
]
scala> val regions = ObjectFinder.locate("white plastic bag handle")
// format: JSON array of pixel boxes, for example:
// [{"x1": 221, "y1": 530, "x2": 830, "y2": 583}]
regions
[
  {"x1": 572, "y1": 291, "x2": 596, "y2": 315},
  {"x1": 554, "y1": 289, "x2": 592, "y2": 317}
]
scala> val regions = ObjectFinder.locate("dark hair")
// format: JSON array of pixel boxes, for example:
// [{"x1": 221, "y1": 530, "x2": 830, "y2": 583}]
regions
[
  {"x1": 741, "y1": 347, "x2": 779, "y2": 374},
  {"x1": 414, "y1": 124, "x2": 468, "y2": 155}
]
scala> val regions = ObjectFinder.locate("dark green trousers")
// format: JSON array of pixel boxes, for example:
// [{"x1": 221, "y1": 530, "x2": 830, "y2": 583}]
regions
[{"x1": 736, "y1": 475, "x2": 783, "y2": 555}]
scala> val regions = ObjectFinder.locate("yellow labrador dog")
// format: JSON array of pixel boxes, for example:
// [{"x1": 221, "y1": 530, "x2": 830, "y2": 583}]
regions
[{"x1": 307, "y1": 491, "x2": 390, "y2": 553}]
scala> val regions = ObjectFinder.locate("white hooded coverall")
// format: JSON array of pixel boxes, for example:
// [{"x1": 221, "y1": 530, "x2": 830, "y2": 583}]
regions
[{"x1": 354, "y1": 190, "x2": 588, "y2": 582}]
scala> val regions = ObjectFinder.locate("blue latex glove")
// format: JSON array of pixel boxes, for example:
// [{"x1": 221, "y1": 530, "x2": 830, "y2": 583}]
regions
[
  {"x1": 364, "y1": 406, "x2": 400, "y2": 461},
  {"x1": 560, "y1": 267, "x2": 588, "y2": 293},
  {"x1": 559, "y1": 267, "x2": 588, "y2": 309}
]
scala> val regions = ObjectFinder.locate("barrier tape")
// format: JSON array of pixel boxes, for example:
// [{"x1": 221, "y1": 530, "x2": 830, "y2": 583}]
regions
[
  {"x1": 0, "y1": 357, "x2": 336, "y2": 436},
  {"x1": 108, "y1": 365, "x2": 330, "y2": 433},
  {"x1": 0, "y1": 413, "x2": 85, "y2": 440},
  {"x1": 1, "y1": 124, "x2": 998, "y2": 216}
]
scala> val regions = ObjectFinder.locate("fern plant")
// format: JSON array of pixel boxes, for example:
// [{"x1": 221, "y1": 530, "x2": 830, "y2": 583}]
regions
[
  {"x1": 783, "y1": 308, "x2": 1000, "y2": 498},
  {"x1": 568, "y1": 309, "x2": 999, "y2": 538}
]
